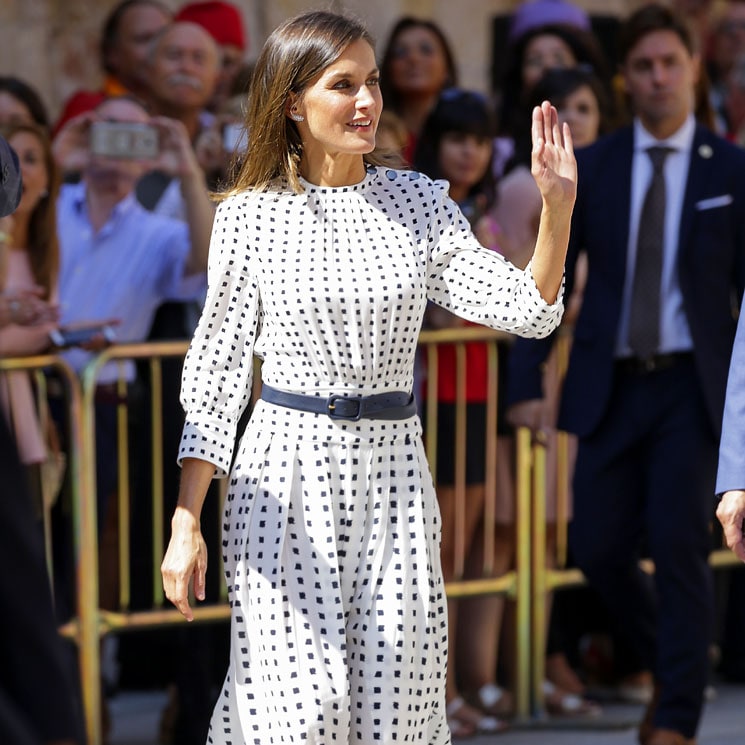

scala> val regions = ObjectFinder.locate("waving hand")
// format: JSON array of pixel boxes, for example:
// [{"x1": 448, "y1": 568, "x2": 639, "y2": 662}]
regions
[{"x1": 531, "y1": 100, "x2": 577, "y2": 208}]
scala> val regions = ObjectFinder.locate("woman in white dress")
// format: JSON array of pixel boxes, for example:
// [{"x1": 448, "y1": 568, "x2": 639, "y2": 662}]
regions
[{"x1": 161, "y1": 10, "x2": 576, "y2": 745}]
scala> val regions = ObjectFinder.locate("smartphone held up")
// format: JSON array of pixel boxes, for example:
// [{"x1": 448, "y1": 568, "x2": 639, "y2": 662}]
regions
[
  {"x1": 90, "y1": 121, "x2": 159, "y2": 160},
  {"x1": 49, "y1": 324, "x2": 116, "y2": 349}
]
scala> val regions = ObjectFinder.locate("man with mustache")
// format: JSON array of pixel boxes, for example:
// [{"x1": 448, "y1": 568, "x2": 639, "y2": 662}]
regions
[
  {"x1": 144, "y1": 22, "x2": 220, "y2": 151},
  {"x1": 136, "y1": 21, "x2": 220, "y2": 223},
  {"x1": 134, "y1": 26, "x2": 222, "y2": 743}
]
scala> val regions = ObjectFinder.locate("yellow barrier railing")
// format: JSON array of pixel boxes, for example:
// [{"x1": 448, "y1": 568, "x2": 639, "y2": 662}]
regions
[
  {"x1": 420, "y1": 326, "x2": 512, "y2": 585},
  {"x1": 4, "y1": 327, "x2": 743, "y2": 742},
  {"x1": 418, "y1": 326, "x2": 535, "y2": 719},
  {"x1": 76, "y1": 341, "x2": 235, "y2": 743}
]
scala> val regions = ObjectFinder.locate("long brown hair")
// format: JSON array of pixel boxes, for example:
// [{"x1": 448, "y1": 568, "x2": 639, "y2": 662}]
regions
[
  {"x1": 2, "y1": 123, "x2": 60, "y2": 299},
  {"x1": 221, "y1": 10, "x2": 389, "y2": 198}
]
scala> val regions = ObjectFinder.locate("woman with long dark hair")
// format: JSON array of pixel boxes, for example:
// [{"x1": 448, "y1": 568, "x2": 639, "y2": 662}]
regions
[
  {"x1": 379, "y1": 16, "x2": 458, "y2": 163},
  {"x1": 0, "y1": 122, "x2": 61, "y2": 508}
]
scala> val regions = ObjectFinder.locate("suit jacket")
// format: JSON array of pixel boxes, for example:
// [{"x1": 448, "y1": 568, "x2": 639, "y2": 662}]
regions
[
  {"x1": 716, "y1": 295, "x2": 745, "y2": 492},
  {"x1": 0, "y1": 136, "x2": 21, "y2": 218},
  {"x1": 507, "y1": 124, "x2": 745, "y2": 440}
]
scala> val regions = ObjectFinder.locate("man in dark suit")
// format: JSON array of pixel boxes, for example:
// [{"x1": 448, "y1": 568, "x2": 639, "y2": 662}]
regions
[
  {"x1": 507, "y1": 5, "x2": 745, "y2": 745},
  {"x1": 0, "y1": 134, "x2": 82, "y2": 744}
]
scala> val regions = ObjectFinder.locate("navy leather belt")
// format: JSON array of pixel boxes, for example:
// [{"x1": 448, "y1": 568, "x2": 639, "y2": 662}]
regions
[
  {"x1": 261, "y1": 384, "x2": 417, "y2": 421},
  {"x1": 616, "y1": 351, "x2": 693, "y2": 375}
]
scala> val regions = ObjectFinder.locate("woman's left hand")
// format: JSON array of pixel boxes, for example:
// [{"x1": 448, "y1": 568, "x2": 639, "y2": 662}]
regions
[{"x1": 530, "y1": 100, "x2": 577, "y2": 208}]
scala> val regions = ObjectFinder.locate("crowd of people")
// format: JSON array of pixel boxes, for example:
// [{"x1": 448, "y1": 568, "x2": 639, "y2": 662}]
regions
[{"x1": 2, "y1": 1, "x2": 745, "y2": 745}]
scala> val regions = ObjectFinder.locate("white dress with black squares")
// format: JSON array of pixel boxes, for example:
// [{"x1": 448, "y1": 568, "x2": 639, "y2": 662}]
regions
[{"x1": 178, "y1": 166, "x2": 563, "y2": 745}]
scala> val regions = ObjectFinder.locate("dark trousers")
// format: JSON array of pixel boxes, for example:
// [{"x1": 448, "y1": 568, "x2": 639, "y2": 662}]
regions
[
  {"x1": 0, "y1": 418, "x2": 84, "y2": 743},
  {"x1": 569, "y1": 358, "x2": 715, "y2": 738}
]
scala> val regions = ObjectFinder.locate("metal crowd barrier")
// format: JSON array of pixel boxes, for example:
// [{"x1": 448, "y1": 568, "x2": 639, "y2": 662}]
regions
[
  {"x1": 418, "y1": 326, "x2": 533, "y2": 717},
  {"x1": 71, "y1": 329, "x2": 531, "y2": 743},
  {"x1": 3, "y1": 327, "x2": 743, "y2": 743},
  {"x1": 74, "y1": 340, "x2": 235, "y2": 744}
]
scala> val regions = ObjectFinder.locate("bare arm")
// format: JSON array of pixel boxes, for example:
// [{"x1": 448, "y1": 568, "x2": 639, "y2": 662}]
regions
[
  {"x1": 180, "y1": 168, "x2": 214, "y2": 276},
  {"x1": 150, "y1": 117, "x2": 214, "y2": 276},
  {"x1": 528, "y1": 101, "x2": 577, "y2": 305}
]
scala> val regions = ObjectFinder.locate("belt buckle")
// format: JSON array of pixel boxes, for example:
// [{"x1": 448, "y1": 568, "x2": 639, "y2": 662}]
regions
[{"x1": 327, "y1": 394, "x2": 363, "y2": 421}]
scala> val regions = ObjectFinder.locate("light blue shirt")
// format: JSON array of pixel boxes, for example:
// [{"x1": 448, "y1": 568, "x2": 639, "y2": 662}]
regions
[
  {"x1": 616, "y1": 115, "x2": 696, "y2": 357},
  {"x1": 57, "y1": 182, "x2": 200, "y2": 382}
]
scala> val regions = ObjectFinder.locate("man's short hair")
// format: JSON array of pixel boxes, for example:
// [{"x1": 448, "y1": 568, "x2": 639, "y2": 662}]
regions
[
  {"x1": 618, "y1": 3, "x2": 696, "y2": 64},
  {"x1": 101, "y1": 0, "x2": 170, "y2": 74}
]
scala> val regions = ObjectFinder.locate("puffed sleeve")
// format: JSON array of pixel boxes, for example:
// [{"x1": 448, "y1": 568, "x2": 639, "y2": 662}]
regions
[
  {"x1": 178, "y1": 195, "x2": 261, "y2": 476},
  {"x1": 425, "y1": 178, "x2": 564, "y2": 339}
]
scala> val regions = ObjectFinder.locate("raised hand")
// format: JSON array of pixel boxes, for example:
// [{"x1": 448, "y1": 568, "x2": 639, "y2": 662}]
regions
[
  {"x1": 150, "y1": 116, "x2": 203, "y2": 180},
  {"x1": 531, "y1": 100, "x2": 577, "y2": 208},
  {"x1": 52, "y1": 111, "x2": 95, "y2": 174}
]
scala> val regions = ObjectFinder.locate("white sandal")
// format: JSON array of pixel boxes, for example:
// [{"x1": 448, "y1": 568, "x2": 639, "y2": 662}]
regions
[
  {"x1": 472, "y1": 682, "x2": 514, "y2": 717},
  {"x1": 542, "y1": 680, "x2": 602, "y2": 718},
  {"x1": 446, "y1": 696, "x2": 507, "y2": 736}
]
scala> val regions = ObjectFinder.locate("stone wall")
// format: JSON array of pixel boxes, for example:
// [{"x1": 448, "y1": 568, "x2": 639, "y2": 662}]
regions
[{"x1": 0, "y1": 0, "x2": 632, "y2": 125}]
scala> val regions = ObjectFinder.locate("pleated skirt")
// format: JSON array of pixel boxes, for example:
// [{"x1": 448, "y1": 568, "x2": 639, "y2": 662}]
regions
[{"x1": 207, "y1": 400, "x2": 451, "y2": 745}]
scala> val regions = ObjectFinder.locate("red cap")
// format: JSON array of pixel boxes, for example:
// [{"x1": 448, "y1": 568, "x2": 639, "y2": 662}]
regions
[{"x1": 175, "y1": 1, "x2": 247, "y2": 50}]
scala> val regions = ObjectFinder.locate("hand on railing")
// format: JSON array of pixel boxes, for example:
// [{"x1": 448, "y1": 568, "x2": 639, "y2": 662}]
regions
[{"x1": 506, "y1": 398, "x2": 553, "y2": 445}]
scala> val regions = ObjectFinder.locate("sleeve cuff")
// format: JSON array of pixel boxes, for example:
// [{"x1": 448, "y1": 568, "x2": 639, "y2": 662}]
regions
[{"x1": 178, "y1": 413, "x2": 236, "y2": 478}]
